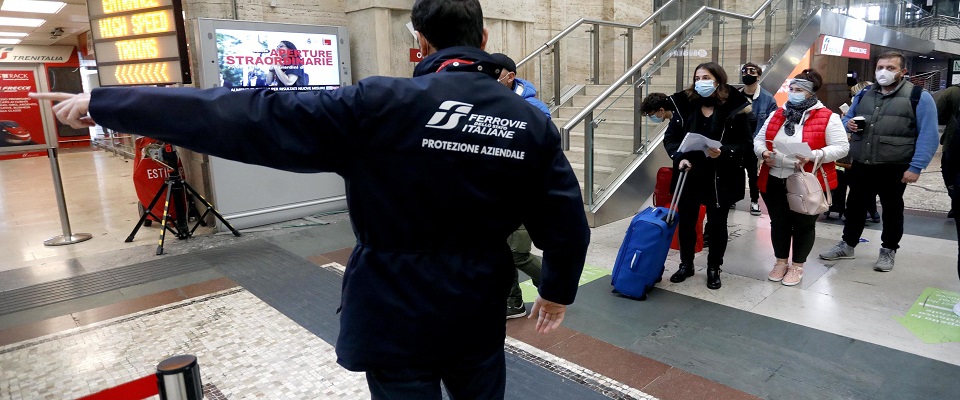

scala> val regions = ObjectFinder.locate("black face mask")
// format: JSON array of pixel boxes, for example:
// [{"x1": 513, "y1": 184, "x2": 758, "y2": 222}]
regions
[{"x1": 742, "y1": 75, "x2": 758, "y2": 85}]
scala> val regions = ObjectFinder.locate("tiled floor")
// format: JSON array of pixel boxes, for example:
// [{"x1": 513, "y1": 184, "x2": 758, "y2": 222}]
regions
[
  {"x1": 0, "y1": 288, "x2": 370, "y2": 399},
  {"x1": 1, "y1": 147, "x2": 959, "y2": 399}
]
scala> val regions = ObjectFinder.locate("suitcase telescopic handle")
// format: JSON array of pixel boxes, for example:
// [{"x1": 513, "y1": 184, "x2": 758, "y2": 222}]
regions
[{"x1": 666, "y1": 169, "x2": 687, "y2": 224}]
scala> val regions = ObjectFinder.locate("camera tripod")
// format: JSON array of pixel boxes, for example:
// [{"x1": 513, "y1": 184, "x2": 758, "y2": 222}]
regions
[{"x1": 125, "y1": 144, "x2": 240, "y2": 255}]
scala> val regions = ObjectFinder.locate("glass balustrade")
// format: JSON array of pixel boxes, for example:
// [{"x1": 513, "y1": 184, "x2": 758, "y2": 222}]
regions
[{"x1": 517, "y1": 0, "x2": 822, "y2": 205}]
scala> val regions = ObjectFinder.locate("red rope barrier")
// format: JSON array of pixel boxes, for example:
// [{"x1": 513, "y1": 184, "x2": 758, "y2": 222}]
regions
[{"x1": 76, "y1": 375, "x2": 158, "y2": 400}]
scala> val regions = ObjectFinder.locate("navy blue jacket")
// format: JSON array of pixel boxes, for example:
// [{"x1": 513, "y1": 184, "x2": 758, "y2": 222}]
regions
[{"x1": 88, "y1": 46, "x2": 590, "y2": 371}]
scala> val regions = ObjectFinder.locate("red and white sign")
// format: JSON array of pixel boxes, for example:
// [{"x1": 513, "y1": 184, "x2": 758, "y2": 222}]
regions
[
  {"x1": 0, "y1": 45, "x2": 75, "y2": 64},
  {"x1": 0, "y1": 69, "x2": 47, "y2": 147},
  {"x1": 817, "y1": 35, "x2": 870, "y2": 60},
  {"x1": 410, "y1": 48, "x2": 424, "y2": 63}
]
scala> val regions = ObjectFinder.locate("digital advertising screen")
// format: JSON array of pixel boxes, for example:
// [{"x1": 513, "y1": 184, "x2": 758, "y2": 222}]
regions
[
  {"x1": 214, "y1": 29, "x2": 342, "y2": 92},
  {"x1": 192, "y1": 19, "x2": 351, "y2": 231}
]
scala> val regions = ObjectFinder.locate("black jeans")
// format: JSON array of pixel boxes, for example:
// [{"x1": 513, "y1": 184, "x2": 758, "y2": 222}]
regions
[
  {"x1": 842, "y1": 162, "x2": 909, "y2": 250},
  {"x1": 746, "y1": 158, "x2": 760, "y2": 203},
  {"x1": 366, "y1": 349, "x2": 506, "y2": 400},
  {"x1": 678, "y1": 190, "x2": 730, "y2": 267},
  {"x1": 760, "y1": 176, "x2": 820, "y2": 263},
  {"x1": 952, "y1": 171, "x2": 960, "y2": 281}
]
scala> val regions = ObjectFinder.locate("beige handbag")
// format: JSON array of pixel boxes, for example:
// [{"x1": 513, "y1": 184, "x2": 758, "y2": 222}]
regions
[{"x1": 785, "y1": 158, "x2": 832, "y2": 215}]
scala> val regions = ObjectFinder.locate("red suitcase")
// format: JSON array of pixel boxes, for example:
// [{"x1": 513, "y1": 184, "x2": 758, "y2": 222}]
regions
[{"x1": 654, "y1": 167, "x2": 705, "y2": 252}]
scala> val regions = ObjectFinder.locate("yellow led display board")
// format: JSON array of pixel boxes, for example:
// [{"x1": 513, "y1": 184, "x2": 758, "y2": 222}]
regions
[
  {"x1": 86, "y1": 0, "x2": 190, "y2": 86},
  {"x1": 99, "y1": 61, "x2": 182, "y2": 85}
]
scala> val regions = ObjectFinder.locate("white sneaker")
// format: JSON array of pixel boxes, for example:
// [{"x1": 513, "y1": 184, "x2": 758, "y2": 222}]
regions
[{"x1": 750, "y1": 202, "x2": 761, "y2": 216}]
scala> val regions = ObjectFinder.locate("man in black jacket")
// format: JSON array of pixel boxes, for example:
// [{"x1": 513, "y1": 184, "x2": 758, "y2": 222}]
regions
[{"x1": 32, "y1": 0, "x2": 590, "y2": 398}]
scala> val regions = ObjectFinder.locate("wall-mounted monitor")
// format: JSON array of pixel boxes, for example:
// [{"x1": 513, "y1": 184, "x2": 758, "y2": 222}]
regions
[
  {"x1": 195, "y1": 18, "x2": 351, "y2": 91},
  {"x1": 192, "y1": 19, "x2": 352, "y2": 230}
]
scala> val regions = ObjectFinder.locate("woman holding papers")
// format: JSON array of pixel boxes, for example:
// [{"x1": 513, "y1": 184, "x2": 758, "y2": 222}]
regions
[
  {"x1": 662, "y1": 62, "x2": 754, "y2": 290},
  {"x1": 754, "y1": 69, "x2": 849, "y2": 286}
]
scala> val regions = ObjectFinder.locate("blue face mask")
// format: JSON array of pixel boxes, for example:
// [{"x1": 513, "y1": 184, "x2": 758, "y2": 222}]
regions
[
  {"x1": 695, "y1": 80, "x2": 716, "y2": 97},
  {"x1": 788, "y1": 92, "x2": 807, "y2": 104},
  {"x1": 648, "y1": 112, "x2": 665, "y2": 123}
]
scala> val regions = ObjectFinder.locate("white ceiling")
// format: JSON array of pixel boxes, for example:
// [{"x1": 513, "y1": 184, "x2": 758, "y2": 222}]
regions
[{"x1": 0, "y1": 0, "x2": 90, "y2": 47}]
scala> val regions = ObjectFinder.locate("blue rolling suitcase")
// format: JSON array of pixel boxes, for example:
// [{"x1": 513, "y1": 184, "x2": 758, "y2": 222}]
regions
[{"x1": 611, "y1": 169, "x2": 687, "y2": 300}]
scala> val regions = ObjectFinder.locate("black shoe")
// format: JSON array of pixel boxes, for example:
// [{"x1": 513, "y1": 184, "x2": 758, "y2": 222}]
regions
[
  {"x1": 506, "y1": 305, "x2": 526, "y2": 320},
  {"x1": 949, "y1": 209, "x2": 955, "y2": 219},
  {"x1": 706, "y1": 266, "x2": 722, "y2": 290},
  {"x1": 870, "y1": 211, "x2": 881, "y2": 223},
  {"x1": 669, "y1": 263, "x2": 695, "y2": 283}
]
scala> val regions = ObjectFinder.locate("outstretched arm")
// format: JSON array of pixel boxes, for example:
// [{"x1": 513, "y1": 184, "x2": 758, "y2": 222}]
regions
[{"x1": 33, "y1": 86, "x2": 361, "y2": 173}]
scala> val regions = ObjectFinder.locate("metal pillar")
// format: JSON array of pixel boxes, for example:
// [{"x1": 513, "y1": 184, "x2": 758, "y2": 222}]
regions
[{"x1": 43, "y1": 148, "x2": 92, "y2": 246}]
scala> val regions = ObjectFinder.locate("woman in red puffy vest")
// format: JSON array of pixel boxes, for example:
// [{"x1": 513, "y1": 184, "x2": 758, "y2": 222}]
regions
[{"x1": 754, "y1": 69, "x2": 849, "y2": 286}]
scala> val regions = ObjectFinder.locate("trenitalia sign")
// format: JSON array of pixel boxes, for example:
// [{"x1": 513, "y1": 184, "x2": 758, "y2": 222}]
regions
[
  {"x1": 817, "y1": 35, "x2": 870, "y2": 60},
  {"x1": 0, "y1": 45, "x2": 75, "y2": 63}
]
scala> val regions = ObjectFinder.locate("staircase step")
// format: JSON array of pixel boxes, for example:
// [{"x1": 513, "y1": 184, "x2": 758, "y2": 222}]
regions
[
  {"x1": 568, "y1": 161, "x2": 615, "y2": 191},
  {"x1": 554, "y1": 106, "x2": 635, "y2": 122},
  {"x1": 564, "y1": 146, "x2": 633, "y2": 170},
  {"x1": 568, "y1": 94, "x2": 634, "y2": 109},
  {"x1": 555, "y1": 117, "x2": 633, "y2": 137},
  {"x1": 567, "y1": 131, "x2": 635, "y2": 153}
]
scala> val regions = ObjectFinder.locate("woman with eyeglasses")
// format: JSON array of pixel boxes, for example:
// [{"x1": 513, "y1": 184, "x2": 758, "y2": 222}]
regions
[
  {"x1": 754, "y1": 69, "x2": 848, "y2": 286},
  {"x1": 654, "y1": 62, "x2": 754, "y2": 290}
]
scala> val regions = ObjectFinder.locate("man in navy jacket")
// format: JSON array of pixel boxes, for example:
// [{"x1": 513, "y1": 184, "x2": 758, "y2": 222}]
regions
[{"x1": 32, "y1": 0, "x2": 590, "y2": 398}]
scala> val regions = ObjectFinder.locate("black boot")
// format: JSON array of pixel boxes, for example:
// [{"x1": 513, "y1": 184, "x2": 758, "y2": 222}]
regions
[
  {"x1": 707, "y1": 265, "x2": 722, "y2": 290},
  {"x1": 669, "y1": 263, "x2": 695, "y2": 283}
]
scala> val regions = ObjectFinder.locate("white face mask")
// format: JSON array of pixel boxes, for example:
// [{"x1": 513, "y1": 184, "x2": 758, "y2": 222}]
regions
[{"x1": 875, "y1": 69, "x2": 899, "y2": 87}]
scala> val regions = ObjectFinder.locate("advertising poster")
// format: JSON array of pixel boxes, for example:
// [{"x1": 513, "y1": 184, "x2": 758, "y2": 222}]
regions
[
  {"x1": 0, "y1": 69, "x2": 47, "y2": 150},
  {"x1": 215, "y1": 29, "x2": 341, "y2": 92}
]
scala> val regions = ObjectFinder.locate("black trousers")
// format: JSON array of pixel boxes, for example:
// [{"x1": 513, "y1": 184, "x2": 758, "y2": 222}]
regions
[
  {"x1": 842, "y1": 162, "x2": 909, "y2": 250},
  {"x1": 952, "y1": 171, "x2": 960, "y2": 282},
  {"x1": 365, "y1": 349, "x2": 506, "y2": 400},
  {"x1": 678, "y1": 189, "x2": 730, "y2": 267},
  {"x1": 760, "y1": 176, "x2": 820, "y2": 263},
  {"x1": 746, "y1": 158, "x2": 760, "y2": 203}
]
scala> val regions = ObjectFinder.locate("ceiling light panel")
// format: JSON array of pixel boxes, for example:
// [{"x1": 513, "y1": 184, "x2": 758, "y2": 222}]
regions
[
  {"x1": 0, "y1": 32, "x2": 29, "y2": 37},
  {"x1": 1, "y1": 0, "x2": 66, "y2": 14},
  {"x1": 0, "y1": 17, "x2": 46, "y2": 27},
  {"x1": 0, "y1": 38, "x2": 23, "y2": 44}
]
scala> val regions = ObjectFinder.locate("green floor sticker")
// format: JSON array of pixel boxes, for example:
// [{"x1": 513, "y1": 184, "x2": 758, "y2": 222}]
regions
[
  {"x1": 893, "y1": 288, "x2": 960, "y2": 344},
  {"x1": 520, "y1": 264, "x2": 609, "y2": 303}
]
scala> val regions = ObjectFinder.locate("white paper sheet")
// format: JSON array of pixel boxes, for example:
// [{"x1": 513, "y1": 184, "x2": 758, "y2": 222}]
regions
[
  {"x1": 774, "y1": 141, "x2": 814, "y2": 158},
  {"x1": 677, "y1": 133, "x2": 723, "y2": 155}
]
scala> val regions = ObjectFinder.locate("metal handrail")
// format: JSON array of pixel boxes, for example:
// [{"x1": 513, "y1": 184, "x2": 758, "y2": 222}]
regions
[
  {"x1": 515, "y1": 0, "x2": 680, "y2": 68},
  {"x1": 560, "y1": 0, "x2": 775, "y2": 140},
  {"x1": 556, "y1": 0, "x2": 790, "y2": 204}
]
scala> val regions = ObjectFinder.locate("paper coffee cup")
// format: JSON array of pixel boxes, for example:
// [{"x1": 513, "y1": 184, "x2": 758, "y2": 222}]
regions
[{"x1": 853, "y1": 116, "x2": 866, "y2": 132}]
